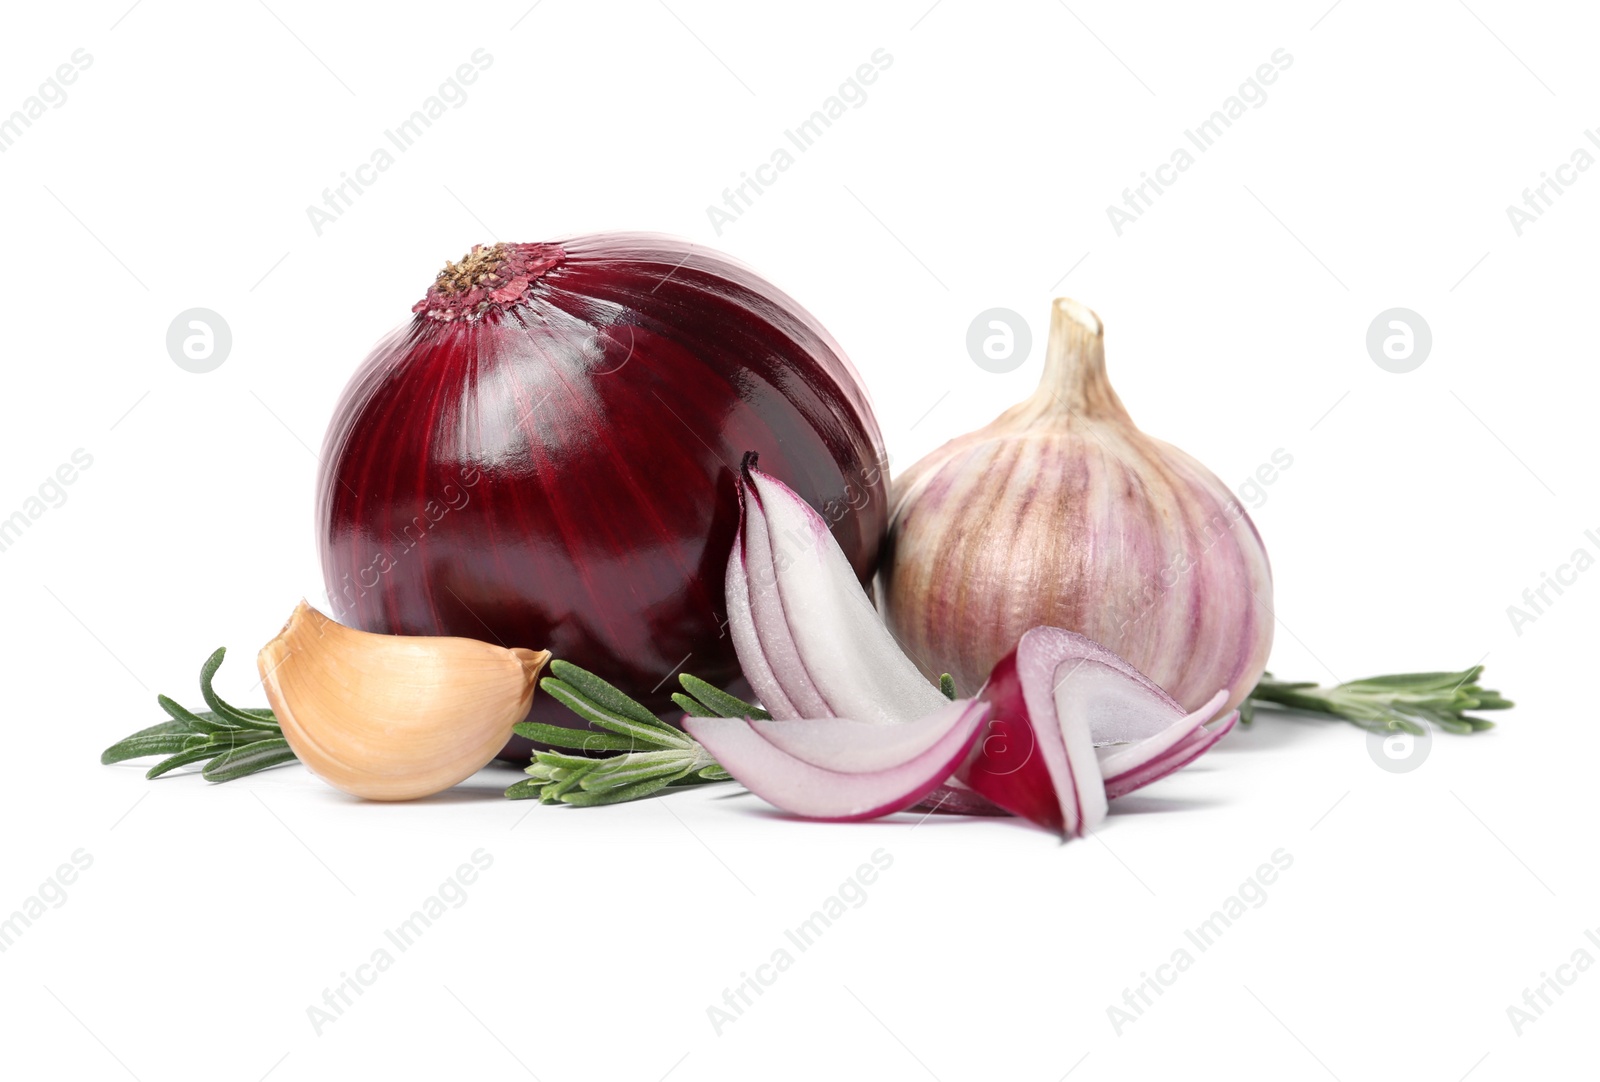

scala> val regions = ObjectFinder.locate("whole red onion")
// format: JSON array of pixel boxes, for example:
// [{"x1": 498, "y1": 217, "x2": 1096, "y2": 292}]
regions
[{"x1": 317, "y1": 235, "x2": 886, "y2": 750}]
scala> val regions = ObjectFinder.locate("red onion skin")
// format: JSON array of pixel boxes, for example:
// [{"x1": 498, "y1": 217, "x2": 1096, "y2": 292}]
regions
[{"x1": 317, "y1": 235, "x2": 886, "y2": 755}]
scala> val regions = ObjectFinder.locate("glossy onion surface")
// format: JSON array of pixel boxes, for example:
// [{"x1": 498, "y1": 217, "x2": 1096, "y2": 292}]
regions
[{"x1": 317, "y1": 235, "x2": 886, "y2": 748}]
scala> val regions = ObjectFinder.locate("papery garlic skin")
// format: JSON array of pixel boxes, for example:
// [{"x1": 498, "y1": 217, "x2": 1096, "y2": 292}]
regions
[
  {"x1": 260, "y1": 601, "x2": 549, "y2": 801},
  {"x1": 879, "y1": 298, "x2": 1273, "y2": 717}
]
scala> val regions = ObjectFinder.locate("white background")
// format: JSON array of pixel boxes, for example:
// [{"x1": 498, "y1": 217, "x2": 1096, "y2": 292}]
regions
[{"x1": 1, "y1": 1, "x2": 1594, "y2": 1078}]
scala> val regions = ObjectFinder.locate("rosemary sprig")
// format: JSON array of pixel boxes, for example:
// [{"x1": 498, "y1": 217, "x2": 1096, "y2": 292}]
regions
[
  {"x1": 101, "y1": 649, "x2": 297, "y2": 782},
  {"x1": 506, "y1": 665, "x2": 969, "y2": 806},
  {"x1": 506, "y1": 661, "x2": 749, "y2": 806},
  {"x1": 1243, "y1": 666, "x2": 1512, "y2": 735},
  {"x1": 111, "y1": 646, "x2": 1502, "y2": 803},
  {"x1": 99, "y1": 650, "x2": 755, "y2": 801}
]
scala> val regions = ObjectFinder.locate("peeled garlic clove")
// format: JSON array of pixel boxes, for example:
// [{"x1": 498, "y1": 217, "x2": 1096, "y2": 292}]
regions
[
  {"x1": 259, "y1": 601, "x2": 549, "y2": 801},
  {"x1": 881, "y1": 297, "x2": 1274, "y2": 718}
]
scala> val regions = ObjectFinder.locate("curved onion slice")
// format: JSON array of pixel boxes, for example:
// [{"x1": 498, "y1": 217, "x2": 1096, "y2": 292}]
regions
[
  {"x1": 1096, "y1": 688, "x2": 1228, "y2": 778},
  {"x1": 956, "y1": 637, "x2": 1107, "y2": 836},
  {"x1": 1103, "y1": 709, "x2": 1238, "y2": 800},
  {"x1": 725, "y1": 533, "x2": 801, "y2": 720},
  {"x1": 737, "y1": 481, "x2": 832, "y2": 718},
  {"x1": 957, "y1": 629, "x2": 1237, "y2": 834},
  {"x1": 1033, "y1": 630, "x2": 1191, "y2": 743},
  {"x1": 991, "y1": 627, "x2": 1237, "y2": 797},
  {"x1": 746, "y1": 714, "x2": 960, "y2": 773},
  {"x1": 683, "y1": 699, "x2": 988, "y2": 821},
  {"x1": 732, "y1": 457, "x2": 949, "y2": 724}
]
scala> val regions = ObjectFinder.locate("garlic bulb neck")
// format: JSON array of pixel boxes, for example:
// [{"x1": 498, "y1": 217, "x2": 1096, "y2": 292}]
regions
[{"x1": 1011, "y1": 297, "x2": 1132, "y2": 427}]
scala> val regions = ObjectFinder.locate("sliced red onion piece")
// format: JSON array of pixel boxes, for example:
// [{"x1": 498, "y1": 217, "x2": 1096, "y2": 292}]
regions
[
  {"x1": 1093, "y1": 686, "x2": 1227, "y2": 778},
  {"x1": 997, "y1": 628, "x2": 1237, "y2": 803},
  {"x1": 1049, "y1": 664, "x2": 1113, "y2": 836},
  {"x1": 747, "y1": 713, "x2": 961, "y2": 773},
  {"x1": 724, "y1": 533, "x2": 800, "y2": 719},
  {"x1": 1039, "y1": 632, "x2": 1196, "y2": 744},
  {"x1": 956, "y1": 647, "x2": 1081, "y2": 832},
  {"x1": 1011, "y1": 629, "x2": 1115, "y2": 834},
  {"x1": 1103, "y1": 709, "x2": 1237, "y2": 800},
  {"x1": 955, "y1": 629, "x2": 1240, "y2": 834},
  {"x1": 683, "y1": 699, "x2": 990, "y2": 821},
  {"x1": 735, "y1": 475, "x2": 832, "y2": 718},
  {"x1": 739, "y1": 460, "x2": 949, "y2": 724}
]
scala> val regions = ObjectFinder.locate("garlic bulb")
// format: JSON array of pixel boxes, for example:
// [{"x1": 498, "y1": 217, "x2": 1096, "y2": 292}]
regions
[
  {"x1": 879, "y1": 298, "x2": 1273, "y2": 717},
  {"x1": 259, "y1": 601, "x2": 550, "y2": 800}
]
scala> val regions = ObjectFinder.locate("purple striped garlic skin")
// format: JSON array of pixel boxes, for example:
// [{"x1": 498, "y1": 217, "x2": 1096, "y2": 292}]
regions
[{"x1": 879, "y1": 298, "x2": 1273, "y2": 718}]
